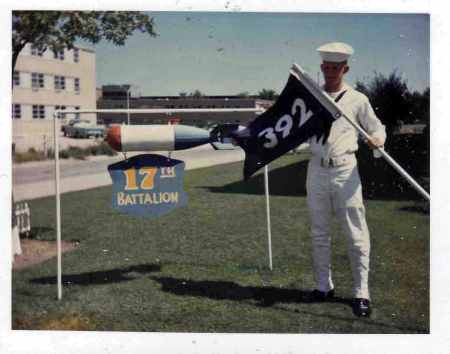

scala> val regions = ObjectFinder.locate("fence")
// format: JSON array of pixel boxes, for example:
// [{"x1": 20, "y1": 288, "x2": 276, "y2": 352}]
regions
[{"x1": 14, "y1": 201, "x2": 31, "y2": 237}]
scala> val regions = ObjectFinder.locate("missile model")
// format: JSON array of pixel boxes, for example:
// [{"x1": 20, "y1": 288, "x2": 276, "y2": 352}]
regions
[{"x1": 106, "y1": 124, "x2": 244, "y2": 152}]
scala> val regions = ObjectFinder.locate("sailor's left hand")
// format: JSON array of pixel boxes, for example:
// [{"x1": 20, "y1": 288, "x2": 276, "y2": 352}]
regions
[{"x1": 366, "y1": 136, "x2": 383, "y2": 149}]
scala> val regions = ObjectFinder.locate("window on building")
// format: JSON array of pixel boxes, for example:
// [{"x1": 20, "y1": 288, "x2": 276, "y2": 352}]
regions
[
  {"x1": 31, "y1": 45, "x2": 44, "y2": 56},
  {"x1": 54, "y1": 50, "x2": 64, "y2": 60},
  {"x1": 55, "y1": 105, "x2": 67, "y2": 118},
  {"x1": 12, "y1": 104, "x2": 21, "y2": 119},
  {"x1": 54, "y1": 76, "x2": 66, "y2": 90},
  {"x1": 73, "y1": 48, "x2": 79, "y2": 63},
  {"x1": 31, "y1": 73, "x2": 45, "y2": 89},
  {"x1": 13, "y1": 71, "x2": 20, "y2": 86},
  {"x1": 32, "y1": 105, "x2": 45, "y2": 119},
  {"x1": 74, "y1": 78, "x2": 80, "y2": 93}
]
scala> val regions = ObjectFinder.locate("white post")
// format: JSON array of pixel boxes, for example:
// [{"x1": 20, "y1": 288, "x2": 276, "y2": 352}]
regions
[
  {"x1": 53, "y1": 112, "x2": 62, "y2": 300},
  {"x1": 264, "y1": 165, "x2": 273, "y2": 271},
  {"x1": 43, "y1": 134, "x2": 47, "y2": 158}
]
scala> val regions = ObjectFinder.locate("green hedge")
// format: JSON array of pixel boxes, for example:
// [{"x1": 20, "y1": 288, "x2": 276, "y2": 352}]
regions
[{"x1": 14, "y1": 142, "x2": 117, "y2": 163}]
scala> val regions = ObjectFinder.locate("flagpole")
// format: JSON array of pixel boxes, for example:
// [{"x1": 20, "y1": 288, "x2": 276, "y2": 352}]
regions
[
  {"x1": 264, "y1": 165, "x2": 273, "y2": 271},
  {"x1": 291, "y1": 63, "x2": 430, "y2": 202}
]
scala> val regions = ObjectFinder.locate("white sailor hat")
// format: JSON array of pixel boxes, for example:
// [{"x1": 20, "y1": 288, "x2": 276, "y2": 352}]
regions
[{"x1": 317, "y1": 42, "x2": 354, "y2": 62}]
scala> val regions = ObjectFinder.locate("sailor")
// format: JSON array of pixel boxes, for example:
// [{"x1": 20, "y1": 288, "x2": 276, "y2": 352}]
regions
[{"x1": 306, "y1": 42, "x2": 386, "y2": 317}]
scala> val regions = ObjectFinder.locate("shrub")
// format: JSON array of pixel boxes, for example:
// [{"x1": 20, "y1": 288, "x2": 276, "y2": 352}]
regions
[
  {"x1": 87, "y1": 142, "x2": 117, "y2": 156},
  {"x1": 13, "y1": 148, "x2": 47, "y2": 163},
  {"x1": 63, "y1": 146, "x2": 87, "y2": 160},
  {"x1": 14, "y1": 141, "x2": 117, "y2": 163}
]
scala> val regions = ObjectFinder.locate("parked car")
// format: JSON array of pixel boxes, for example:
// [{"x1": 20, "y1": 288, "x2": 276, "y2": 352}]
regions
[
  {"x1": 61, "y1": 119, "x2": 90, "y2": 135},
  {"x1": 64, "y1": 121, "x2": 105, "y2": 139}
]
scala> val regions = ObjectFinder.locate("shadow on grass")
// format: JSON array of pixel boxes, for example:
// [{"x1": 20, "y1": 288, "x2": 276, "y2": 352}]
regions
[
  {"x1": 31, "y1": 264, "x2": 161, "y2": 286},
  {"x1": 151, "y1": 276, "x2": 428, "y2": 333},
  {"x1": 200, "y1": 159, "x2": 308, "y2": 197},
  {"x1": 151, "y1": 275, "x2": 351, "y2": 307},
  {"x1": 398, "y1": 204, "x2": 430, "y2": 214}
]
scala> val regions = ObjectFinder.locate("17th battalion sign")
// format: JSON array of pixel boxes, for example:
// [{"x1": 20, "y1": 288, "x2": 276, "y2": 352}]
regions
[{"x1": 108, "y1": 154, "x2": 188, "y2": 219}]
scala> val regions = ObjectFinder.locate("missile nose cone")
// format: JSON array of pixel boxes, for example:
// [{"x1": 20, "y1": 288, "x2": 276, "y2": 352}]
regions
[
  {"x1": 106, "y1": 125, "x2": 122, "y2": 151},
  {"x1": 174, "y1": 125, "x2": 211, "y2": 150}
]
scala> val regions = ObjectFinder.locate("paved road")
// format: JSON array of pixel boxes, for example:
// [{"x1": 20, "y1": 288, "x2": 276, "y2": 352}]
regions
[
  {"x1": 13, "y1": 157, "x2": 116, "y2": 185},
  {"x1": 12, "y1": 145, "x2": 245, "y2": 201}
]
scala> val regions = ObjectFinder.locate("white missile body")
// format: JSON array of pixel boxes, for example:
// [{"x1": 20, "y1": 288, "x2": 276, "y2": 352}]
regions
[{"x1": 106, "y1": 124, "x2": 211, "y2": 152}]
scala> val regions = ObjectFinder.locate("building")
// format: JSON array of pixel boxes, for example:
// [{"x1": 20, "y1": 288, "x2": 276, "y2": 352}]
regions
[
  {"x1": 12, "y1": 43, "x2": 96, "y2": 152},
  {"x1": 97, "y1": 85, "x2": 273, "y2": 128}
]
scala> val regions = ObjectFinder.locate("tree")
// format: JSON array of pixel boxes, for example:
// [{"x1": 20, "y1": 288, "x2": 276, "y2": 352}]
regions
[
  {"x1": 189, "y1": 89, "x2": 203, "y2": 98},
  {"x1": 406, "y1": 87, "x2": 430, "y2": 125},
  {"x1": 236, "y1": 91, "x2": 250, "y2": 98},
  {"x1": 12, "y1": 11, "x2": 157, "y2": 74},
  {"x1": 257, "y1": 88, "x2": 278, "y2": 100},
  {"x1": 355, "y1": 70, "x2": 411, "y2": 133}
]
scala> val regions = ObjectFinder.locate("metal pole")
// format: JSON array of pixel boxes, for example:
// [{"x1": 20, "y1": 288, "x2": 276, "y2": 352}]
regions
[
  {"x1": 53, "y1": 112, "x2": 62, "y2": 300},
  {"x1": 340, "y1": 118, "x2": 430, "y2": 201},
  {"x1": 127, "y1": 89, "x2": 130, "y2": 125},
  {"x1": 264, "y1": 165, "x2": 273, "y2": 271},
  {"x1": 330, "y1": 113, "x2": 430, "y2": 201},
  {"x1": 57, "y1": 108, "x2": 265, "y2": 115},
  {"x1": 367, "y1": 145, "x2": 430, "y2": 201}
]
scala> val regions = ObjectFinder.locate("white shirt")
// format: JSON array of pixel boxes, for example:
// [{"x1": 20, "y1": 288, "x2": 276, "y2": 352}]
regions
[{"x1": 308, "y1": 83, "x2": 386, "y2": 159}]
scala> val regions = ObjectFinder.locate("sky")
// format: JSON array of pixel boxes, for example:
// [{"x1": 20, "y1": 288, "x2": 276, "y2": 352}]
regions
[{"x1": 90, "y1": 12, "x2": 430, "y2": 96}]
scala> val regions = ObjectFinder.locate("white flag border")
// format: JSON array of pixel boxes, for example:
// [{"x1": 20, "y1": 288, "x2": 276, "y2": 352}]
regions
[{"x1": 290, "y1": 63, "x2": 342, "y2": 120}]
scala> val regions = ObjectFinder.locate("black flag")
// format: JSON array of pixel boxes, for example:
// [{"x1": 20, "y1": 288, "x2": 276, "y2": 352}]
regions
[{"x1": 232, "y1": 70, "x2": 341, "y2": 180}]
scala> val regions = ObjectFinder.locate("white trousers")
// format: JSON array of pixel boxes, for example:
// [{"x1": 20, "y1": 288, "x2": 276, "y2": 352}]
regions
[{"x1": 306, "y1": 154, "x2": 371, "y2": 299}]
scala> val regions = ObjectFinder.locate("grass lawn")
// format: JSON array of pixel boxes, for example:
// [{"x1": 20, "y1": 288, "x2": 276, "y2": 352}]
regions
[{"x1": 12, "y1": 152, "x2": 429, "y2": 333}]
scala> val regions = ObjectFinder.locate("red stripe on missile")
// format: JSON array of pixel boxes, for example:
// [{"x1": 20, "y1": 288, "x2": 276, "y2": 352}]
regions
[{"x1": 106, "y1": 125, "x2": 122, "y2": 151}]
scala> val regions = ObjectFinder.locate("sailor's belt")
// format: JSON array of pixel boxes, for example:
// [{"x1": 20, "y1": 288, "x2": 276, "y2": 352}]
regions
[{"x1": 319, "y1": 154, "x2": 355, "y2": 168}]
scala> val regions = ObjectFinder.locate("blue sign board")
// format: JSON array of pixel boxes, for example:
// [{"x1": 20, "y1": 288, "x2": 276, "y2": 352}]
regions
[{"x1": 108, "y1": 154, "x2": 187, "y2": 218}]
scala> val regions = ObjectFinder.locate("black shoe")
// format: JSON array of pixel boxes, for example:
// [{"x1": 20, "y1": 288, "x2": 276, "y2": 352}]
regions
[
  {"x1": 352, "y1": 298, "x2": 371, "y2": 317},
  {"x1": 306, "y1": 289, "x2": 335, "y2": 302}
]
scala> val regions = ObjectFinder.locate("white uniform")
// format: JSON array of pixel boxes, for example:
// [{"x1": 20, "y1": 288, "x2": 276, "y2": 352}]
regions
[{"x1": 306, "y1": 83, "x2": 386, "y2": 299}]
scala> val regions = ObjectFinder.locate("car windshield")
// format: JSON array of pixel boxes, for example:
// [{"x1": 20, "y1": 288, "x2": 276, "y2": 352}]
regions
[{"x1": 71, "y1": 120, "x2": 90, "y2": 125}]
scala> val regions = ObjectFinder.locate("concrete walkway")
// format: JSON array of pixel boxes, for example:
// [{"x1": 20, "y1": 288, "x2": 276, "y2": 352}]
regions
[{"x1": 13, "y1": 145, "x2": 245, "y2": 202}]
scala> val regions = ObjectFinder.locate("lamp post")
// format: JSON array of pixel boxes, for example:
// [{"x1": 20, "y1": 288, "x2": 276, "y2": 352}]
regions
[{"x1": 126, "y1": 84, "x2": 141, "y2": 125}]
